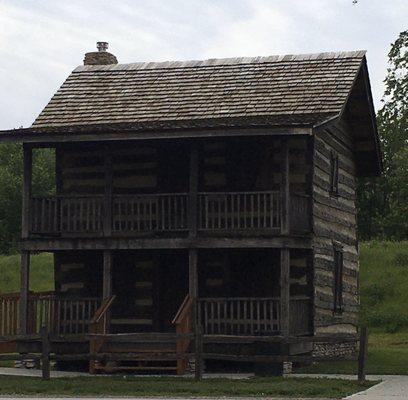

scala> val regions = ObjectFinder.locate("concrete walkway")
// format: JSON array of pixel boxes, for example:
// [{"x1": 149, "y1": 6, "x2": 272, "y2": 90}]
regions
[
  {"x1": 0, "y1": 367, "x2": 89, "y2": 378},
  {"x1": 343, "y1": 375, "x2": 408, "y2": 399},
  {"x1": 1, "y1": 368, "x2": 407, "y2": 399},
  {"x1": 293, "y1": 374, "x2": 408, "y2": 399}
]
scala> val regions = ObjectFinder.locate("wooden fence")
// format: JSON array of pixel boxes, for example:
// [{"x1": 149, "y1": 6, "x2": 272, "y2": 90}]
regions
[{"x1": 0, "y1": 328, "x2": 369, "y2": 382}]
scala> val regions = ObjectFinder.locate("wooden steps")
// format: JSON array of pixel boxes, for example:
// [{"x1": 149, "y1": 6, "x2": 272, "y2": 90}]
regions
[{"x1": 90, "y1": 333, "x2": 182, "y2": 375}]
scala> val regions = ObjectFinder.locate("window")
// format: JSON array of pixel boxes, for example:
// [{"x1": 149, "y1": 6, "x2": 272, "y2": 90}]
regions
[
  {"x1": 333, "y1": 247, "x2": 343, "y2": 313},
  {"x1": 329, "y1": 150, "x2": 339, "y2": 195}
]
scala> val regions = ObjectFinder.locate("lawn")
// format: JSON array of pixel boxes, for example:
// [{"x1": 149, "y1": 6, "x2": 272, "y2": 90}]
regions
[
  {"x1": 359, "y1": 241, "x2": 408, "y2": 332},
  {"x1": 0, "y1": 375, "x2": 374, "y2": 398},
  {"x1": 0, "y1": 252, "x2": 54, "y2": 294},
  {"x1": 297, "y1": 331, "x2": 408, "y2": 375}
]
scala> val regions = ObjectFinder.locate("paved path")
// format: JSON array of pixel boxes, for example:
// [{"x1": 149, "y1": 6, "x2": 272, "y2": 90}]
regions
[
  {"x1": 343, "y1": 375, "x2": 408, "y2": 399},
  {"x1": 0, "y1": 367, "x2": 89, "y2": 378},
  {"x1": 293, "y1": 374, "x2": 408, "y2": 399},
  {"x1": 1, "y1": 368, "x2": 407, "y2": 399},
  {"x1": 294, "y1": 374, "x2": 408, "y2": 399}
]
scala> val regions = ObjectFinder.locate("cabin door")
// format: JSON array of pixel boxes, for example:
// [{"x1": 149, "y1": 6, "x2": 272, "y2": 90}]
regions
[
  {"x1": 157, "y1": 251, "x2": 189, "y2": 332},
  {"x1": 112, "y1": 252, "x2": 160, "y2": 333}
]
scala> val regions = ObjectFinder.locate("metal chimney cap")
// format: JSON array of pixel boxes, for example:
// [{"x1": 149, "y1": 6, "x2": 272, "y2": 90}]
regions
[{"x1": 97, "y1": 42, "x2": 109, "y2": 52}]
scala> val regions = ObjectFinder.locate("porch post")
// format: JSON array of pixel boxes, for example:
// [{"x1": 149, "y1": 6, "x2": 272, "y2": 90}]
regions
[
  {"x1": 189, "y1": 249, "x2": 198, "y2": 299},
  {"x1": 19, "y1": 251, "x2": 30, "y2": 334},
  {"x1": 188, "y1": 141, "x2": 199, "y2": 237},
  {"x1": 103, "y1": 146, "x2": 113, "y2": 236},
  {"x1": 281, "y1": 138, "x2": 290, "y2": 235},
  {"x1": 102, "y1": 250, "x2": 113, "y2": 299},
  {"x1": 22, "y1": 145, "x2": 32, "y2": 239},
  {"x1": 189, "y1": 248, "x2": 199, "y2": 342},
  {"x1": 280, "y1": 248, "x2": 290, "y2": 336}
]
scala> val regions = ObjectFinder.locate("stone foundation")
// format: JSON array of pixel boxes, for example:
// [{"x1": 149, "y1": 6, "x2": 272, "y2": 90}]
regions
[{"x1": 313, "y1": 340, "x2": 357, "y2": 359}]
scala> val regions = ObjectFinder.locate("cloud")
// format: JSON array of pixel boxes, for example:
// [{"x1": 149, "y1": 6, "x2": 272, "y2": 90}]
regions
[{"x1": 0, "y1": 0, "x2": 407, "y2": 129}]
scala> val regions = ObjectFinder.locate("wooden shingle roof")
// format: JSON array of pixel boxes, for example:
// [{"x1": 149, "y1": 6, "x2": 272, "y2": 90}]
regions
[{"x1": 32, "y1": 51, "x2": 367, "y2": 128}]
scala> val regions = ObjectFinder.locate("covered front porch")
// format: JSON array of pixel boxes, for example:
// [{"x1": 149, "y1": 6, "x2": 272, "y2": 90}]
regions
[{"x1": 2, "y1": 249, "x2": 312, "y2": 338}]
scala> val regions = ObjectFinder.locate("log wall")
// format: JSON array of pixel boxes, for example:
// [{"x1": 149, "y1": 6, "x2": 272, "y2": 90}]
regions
[
  {"x1": 58, "y1": 137, "x2": 310, "y2": 197},
  {"x1": 312, "y1": 119, "x2": 359, "y2": 335},
  {"x1": 54, "y1": 251, "x2": 102, "y2": 298}
]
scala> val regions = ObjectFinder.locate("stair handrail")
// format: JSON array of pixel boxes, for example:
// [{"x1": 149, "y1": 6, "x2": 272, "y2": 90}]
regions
[
  {"x1": 172, "y1": 294, "x2": 193, "y2": 325},
  {"x1": 89, "y1": 295, "x2": 116, "y2": 334},
  {"x1": 172, "y1": 294, "x2": 194, "y2": 375},
  {"x1": 88, "y1": 295, "x2": 116, "y2": 374}
]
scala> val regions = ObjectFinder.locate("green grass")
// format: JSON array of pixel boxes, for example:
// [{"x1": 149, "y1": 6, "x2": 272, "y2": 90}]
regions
[
  {"x1": 360, "y1": 241, "x2": 408, "y2": 332},
  {"x1": 0, "y1": 252, "x2": 54, "y2": 294},
  {"x1": 298, "y1": 331, "x2": 408, "y2": 375},
  {"x1": 0, "y1": 375, "x2": 374, "y2": 398}
]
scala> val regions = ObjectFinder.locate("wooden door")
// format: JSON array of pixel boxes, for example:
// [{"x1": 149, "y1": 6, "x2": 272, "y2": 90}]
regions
[{"x1": 111, "y1": 252, "x2": 159, "y2": 333}]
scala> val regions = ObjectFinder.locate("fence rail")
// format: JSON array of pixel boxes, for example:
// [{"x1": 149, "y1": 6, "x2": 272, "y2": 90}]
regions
[{"x1": 0, "y1": 329, "x2": 366, "y2": 381}]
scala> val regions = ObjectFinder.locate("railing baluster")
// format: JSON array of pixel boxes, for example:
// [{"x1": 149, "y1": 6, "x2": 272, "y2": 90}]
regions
[
  {"x1": 237, "y1": 194, "x2": 241, "y2": 229},
  {"x1": 263, "y1": 193, "x2": 266, "y2": 228},
  {"x1": 251, "y1": 194, "x2": 254, "y2": 228},
  {"x1": 231, "y1": 194, "x2": 234, "y2": 229},
  {"x1": 225, "y1": 195, "x2": 228, "y2": 230}
]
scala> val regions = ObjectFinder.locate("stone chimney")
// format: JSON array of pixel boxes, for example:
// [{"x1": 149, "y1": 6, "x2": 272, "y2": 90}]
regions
[{"x1": 84, "y1": 42, "x2": 118, "y2": 65}]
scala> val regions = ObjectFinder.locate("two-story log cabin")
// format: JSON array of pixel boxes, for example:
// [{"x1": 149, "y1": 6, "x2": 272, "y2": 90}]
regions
[{"x1": 0, "y1": 44, "x2": 381, "y2": 374}]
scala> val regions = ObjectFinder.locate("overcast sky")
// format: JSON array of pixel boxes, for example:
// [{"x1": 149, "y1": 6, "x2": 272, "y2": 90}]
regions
[{"x1": 0, "y1": 0, "x2": 407, "y2": 130}]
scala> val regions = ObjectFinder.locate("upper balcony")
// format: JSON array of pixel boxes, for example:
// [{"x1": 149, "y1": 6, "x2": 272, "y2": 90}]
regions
[
  {"x1": 22, "y1": 136, "x2": 312, "y2": 242},
  {"x1": 28, "y1": 190, "x2": 310, "y2": 237}
]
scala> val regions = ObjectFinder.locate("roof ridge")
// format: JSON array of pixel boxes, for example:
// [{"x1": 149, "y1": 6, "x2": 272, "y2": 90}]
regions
[{"x1": 74, "y1": 50, "x2": 366, "y2": 73}]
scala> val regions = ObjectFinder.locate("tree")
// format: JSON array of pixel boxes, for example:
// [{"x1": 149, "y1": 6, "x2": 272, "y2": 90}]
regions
[
  {"x1": 357, "y1": 30, "x2": 408, "y2": 240},
  {"x1": 0, "y1": 144, "x2": 55, "y2": 253}
]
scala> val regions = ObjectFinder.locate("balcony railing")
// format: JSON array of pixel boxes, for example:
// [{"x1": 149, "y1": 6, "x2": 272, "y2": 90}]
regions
[
  {"x1": 113, "y1": 193, "x2": 189, "y2": 233},
  {"x1": 30, "y1": 195, "x2": 105, "y2": 235},
  {"x1": 198, "y1": 191, "x2": 281, "y2": 231},
  {"x1": 29, "y1": 191, "x2": 310, "y2": 237}
]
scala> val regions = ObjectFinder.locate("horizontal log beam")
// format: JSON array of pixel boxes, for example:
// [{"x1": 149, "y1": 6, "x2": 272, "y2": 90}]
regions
[
  {"x1": 21, "y1": 236, "x2": 312, "y2": 251},
  {"x1": 0, "y1": 127, "x2": 312, "y2": 145}
]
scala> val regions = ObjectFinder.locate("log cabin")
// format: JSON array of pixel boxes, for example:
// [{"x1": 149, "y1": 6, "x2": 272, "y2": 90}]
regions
[{"x1": 0, "y1": 43, "x2": 381, "y2": 374}]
